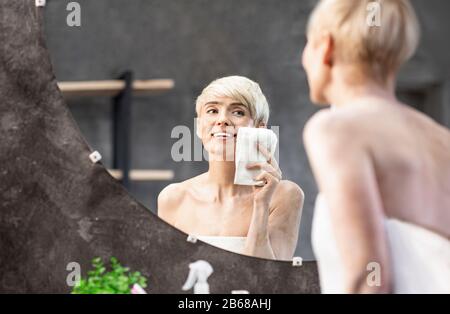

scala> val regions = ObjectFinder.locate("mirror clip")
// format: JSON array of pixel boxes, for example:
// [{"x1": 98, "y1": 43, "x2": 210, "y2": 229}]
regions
[
  {"x1": 186, "y1": 235, "x2": 197, "y2": 243},
  {"x1": 292, "y1": 256, "x2": 303, "y2": 267},
  {"x1": 231, "y1": 290, "x2": 249, "y2": 294},
  {"x1": 35, "y1": 0, "x2": 46, "y2": 7},
  {"x1": 89, "y1": 151, "x2": 102, "y2": 164}
]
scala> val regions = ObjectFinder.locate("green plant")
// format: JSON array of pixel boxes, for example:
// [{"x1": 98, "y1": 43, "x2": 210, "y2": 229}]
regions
[{"x1": 72, "y1": 257, "x2": 147, "y2": 294}]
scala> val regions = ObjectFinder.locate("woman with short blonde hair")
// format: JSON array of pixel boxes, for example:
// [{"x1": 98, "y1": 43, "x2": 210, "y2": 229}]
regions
[
  {"x1": 195, "y1": 76, "x2": 270, "y2": 127},
  {"x1": 307, "y1": 0, "x2": 420, "y2": 82},
  {"x1": 159, "y1": 76, "x2": 304, "y2": 261},
  {"x1": 302, "y1": 0, "x2": 450, "y2": 293}
]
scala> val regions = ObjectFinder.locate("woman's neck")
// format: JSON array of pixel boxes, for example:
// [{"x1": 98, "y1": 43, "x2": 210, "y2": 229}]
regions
[
  {"x1": 206, "y1": 161, "x2": 248, "y2": 200},
  {"x1": 326, "y1": 65, "x2": 398, "y2": 108}
]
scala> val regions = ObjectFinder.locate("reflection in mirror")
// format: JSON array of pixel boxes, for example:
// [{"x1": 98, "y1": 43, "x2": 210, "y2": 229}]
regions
[
  {"x1": 157, "y1": 76, "x2": 304, "y2": 260},
  {"x1": 46, "y1": 0, "x2": 313, "y2": 263}
]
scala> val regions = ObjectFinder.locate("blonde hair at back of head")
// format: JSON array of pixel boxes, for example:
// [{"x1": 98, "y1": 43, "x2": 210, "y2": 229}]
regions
[
  {"x1": 195, "y1": 76, "x2": 270, "y2": 126},
  {"x1": 307, "y1": 0, "x2": 420, "y2": 81}
]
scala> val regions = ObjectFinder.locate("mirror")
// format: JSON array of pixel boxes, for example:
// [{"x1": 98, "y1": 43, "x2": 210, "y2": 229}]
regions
[{"x1": 44, "y1": 0, "x2": 318, "y2": 261}]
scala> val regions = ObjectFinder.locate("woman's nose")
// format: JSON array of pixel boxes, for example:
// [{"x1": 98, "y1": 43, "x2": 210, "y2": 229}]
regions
[
  {"x1": 216, "y1": 112, "x2": 231, "y2": 126},
  {"x1": 216, "y1": 120, "x2": 229, "y2": 126}
]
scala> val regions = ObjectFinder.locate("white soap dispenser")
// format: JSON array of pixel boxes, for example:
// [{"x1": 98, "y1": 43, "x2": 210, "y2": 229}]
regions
[{"x1": 182, "y1": 260, "x2": 214, "y2": 294}]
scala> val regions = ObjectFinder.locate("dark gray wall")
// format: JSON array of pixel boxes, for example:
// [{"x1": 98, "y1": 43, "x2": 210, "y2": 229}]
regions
[{"x1": 43, "y1": 0, "x2": 450, "y2": 261}]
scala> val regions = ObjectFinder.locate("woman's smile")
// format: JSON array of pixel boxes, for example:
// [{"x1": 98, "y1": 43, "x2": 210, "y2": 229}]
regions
[{"x1": 211, "y1": 131, "x2": 237, "y2": 141}]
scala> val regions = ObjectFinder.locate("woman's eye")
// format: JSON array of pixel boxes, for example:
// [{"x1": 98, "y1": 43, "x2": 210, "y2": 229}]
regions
[
  {"x1": 233, "y1": 111, "x2": 245, "y2": 116},
  {"x1": 206, "y1": 109, "x2": 217, "y2": 114}
]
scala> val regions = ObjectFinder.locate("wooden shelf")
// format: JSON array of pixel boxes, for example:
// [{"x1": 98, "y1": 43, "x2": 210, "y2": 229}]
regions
[
  {"x1": 58, "y1": 79, "x2": 175, "y2": 97},
  {"x1": 59, "y1": 77, "x2": 176, "y2": 183},
  {"x1": 107, "y1": 169, "x2": 175, "y2": 181}
]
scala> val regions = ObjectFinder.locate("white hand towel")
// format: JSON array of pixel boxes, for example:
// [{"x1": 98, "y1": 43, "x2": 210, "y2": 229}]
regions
[{"x1": 234, "y1": 127, "x2": 278, "y2": 186}]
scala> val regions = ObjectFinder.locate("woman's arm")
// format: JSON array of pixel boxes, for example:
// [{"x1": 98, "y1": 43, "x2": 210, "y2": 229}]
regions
[
  {"x1": 244, "y1": 197, "x2": 276, "y2": 259},
  {"x1": 267, "y1": 181, "x2": 304, "y2": 259},
  {"x1": 244, "y1": 181, "x2": 304, "y2": 260},
  {"x1": 304, "y1": 111, "x2": 392, "y2": 293},
  {"x1": 243, "y1": 144, "x2": 304, "y2": 260}
]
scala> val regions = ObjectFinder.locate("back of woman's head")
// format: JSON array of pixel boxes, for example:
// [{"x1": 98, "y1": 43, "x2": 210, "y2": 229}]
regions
[{"x1": 307, "y1": 0, "x2": 420, "y2": 81}]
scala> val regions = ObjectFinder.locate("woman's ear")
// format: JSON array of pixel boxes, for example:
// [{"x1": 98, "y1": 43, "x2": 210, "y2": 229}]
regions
[
  {"x1": 257, "y1": 121, "x2": 267, "y2": 128},
  {"x1": 321, "y1": 33, "x2": 334, "y2": 67}
]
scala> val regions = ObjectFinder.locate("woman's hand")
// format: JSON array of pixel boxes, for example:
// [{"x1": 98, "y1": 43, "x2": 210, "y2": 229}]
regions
[{"x1": 246, "y1": 143, "x2": 282, "y2": 205}]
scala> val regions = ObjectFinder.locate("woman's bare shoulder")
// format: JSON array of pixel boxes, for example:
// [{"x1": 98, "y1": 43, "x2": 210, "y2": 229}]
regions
[
  {"x1": 277, "y1": 180, "x2": 304, "y2": 197},
  {"x1": 157, "y1": 183, "x2": 184, "y2": 222},
  {"x1": 303, "y1": 105, "x2": 399, "y2": 155},
  {"x1": 158, "y1": 182, "x2": 185, "y2": 203},
  {"x1": 158, "y1": 173, "x2": 207, "y2": 208},
  {"x1": 304, "y1": 108, "x2": 349, "y2": 137},
  {"x1": 303, "y1": 109, "x2": 360, "y2": 153},
  {"x1": 271, "y1": 180, "x2": 305, "y2": 212}
]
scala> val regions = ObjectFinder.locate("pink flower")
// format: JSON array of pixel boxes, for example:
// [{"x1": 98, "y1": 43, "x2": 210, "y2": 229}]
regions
[{"x1": 131, "y1": 284, "x2": 147, "y2": 294}]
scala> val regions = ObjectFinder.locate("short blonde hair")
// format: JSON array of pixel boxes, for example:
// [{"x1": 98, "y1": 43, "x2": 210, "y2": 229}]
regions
[
  {"x1": 195, "y1": 76, "x2": 270, "y2": 126},
  {"x1": 307, "y1": 0, "x2": 420, "y2": 80}
]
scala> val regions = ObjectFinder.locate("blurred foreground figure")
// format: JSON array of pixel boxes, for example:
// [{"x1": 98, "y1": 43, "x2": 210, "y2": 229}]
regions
[{"x1": 302, "y1": 0, "x2": 450, "y2": 293}]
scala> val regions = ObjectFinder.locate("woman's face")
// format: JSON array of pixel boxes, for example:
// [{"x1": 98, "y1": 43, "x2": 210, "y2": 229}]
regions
[
  {"x1": 302, "y1": 32, "x2": 332, "y2": 105},
  {"x1": 197, "y1": 94, "x2": 257, "y2": 161}
]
